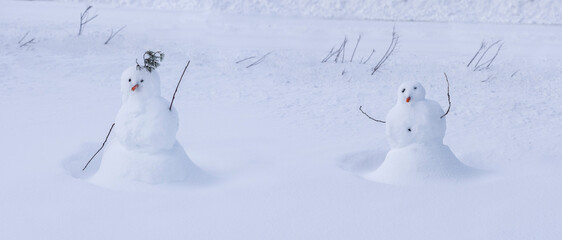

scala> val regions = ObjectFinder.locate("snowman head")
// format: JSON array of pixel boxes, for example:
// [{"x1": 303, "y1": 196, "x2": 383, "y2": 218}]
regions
[
  {"x1": 396, "y1": 81, "x2": 426, "y2": 105},
  {"x1": 120, "y1": 66, "x2": 161, "y2": 102}
]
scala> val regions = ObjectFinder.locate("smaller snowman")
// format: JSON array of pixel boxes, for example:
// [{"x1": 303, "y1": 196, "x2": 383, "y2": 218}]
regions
[
  {"x1": 365, "y1": 80, "x2": 475, "y2": 185},
  {"x1": 90, "y1": 52, "x2": 203, "y2": 186}
]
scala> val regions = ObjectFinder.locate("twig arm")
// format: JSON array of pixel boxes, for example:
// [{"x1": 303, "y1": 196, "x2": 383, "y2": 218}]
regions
[
  {"x1": 441, "y1": 72, "x2": 451, "y2": 119},
  {"x1": 83, "y1": 123, "x2": 115, "y2": 171},
  {"x1": 169, "y1": 60, "x2": 190, "y2": 111},
  {"x1": 359, "y1": 106, "x2": 386, "y2": 123}
]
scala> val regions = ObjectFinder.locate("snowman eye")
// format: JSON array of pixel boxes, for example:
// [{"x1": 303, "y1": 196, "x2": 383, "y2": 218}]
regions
[
  {"x1": 140, "y1": 79, "x2": 144, "y2": 83},
  {"x1": 128, "y1": 78, "x2": 131, "y2": 82},
  {"x1": 408, "y1": 128, "x2": 412, "y2": 132},
  {"x1": 414, "y1": 87, "x2": 417, "y2": 90},
  {"x1": 401, "y1": 88, "x2": 405, "y2": 93}
]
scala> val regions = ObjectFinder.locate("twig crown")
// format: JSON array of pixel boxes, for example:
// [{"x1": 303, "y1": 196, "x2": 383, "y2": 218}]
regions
[{"x1": 136, "y1": 50, "x2": 165, "y2": 72}]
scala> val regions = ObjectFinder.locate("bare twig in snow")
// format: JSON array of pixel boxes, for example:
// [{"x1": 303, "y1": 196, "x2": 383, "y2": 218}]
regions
[
  {"x1": 104, "y1": 26, "x2": 126, "y2": 45},
  {"x1": 18, "y1": 31, "x2": 35, "y2": 47},
  {"x1": 341, "y1": 37, "x2": 347, "y2": 63},
  {"x1": 474, "y1": 40, "x2": 500, "y2": 67},
  {"x1": 83, "y1": 123, "x2": 115, "y2": 171},
  {"x1": 511, "y1": 71, "x2": 518, "y2": 78},
  {"x1": 321, "y1": 47, "x2": 335, "y2": 63},
  {"x1": 482, "y1": 74, "x2": 495, "y2": 82},
  {"x1": 371, "y1": 27, "x2": 399, "y2": 75},
  {"x1": 471, "y1": 40, "x2": 502, "y2": 71},
  {"x1": 334, "y1": 37, "x2": 347, "y2": 63},
  {"x1": 441, "y1": 73, "x2": 451, "y2": 119},
  {"x1": 19, "y1": 38, "x2": 35, "y2": 48},
  {"x1": 322, "y1": 35, "x2": 375, "y2": 65},
  {"x1": 467, "y1": 41, "x2": 486, "y2": 67},
  {"x1": 359, "y1": 106, "x2": 386, "y2": 123},
  {"x1": 350, "y1": 35, "x2": 361, "y2": 63},
  {"x1": 246, "y1": 52, "x2": 271, "y2": 68},
  {"x1": 169, "y1": 60, "x2": 191, "y2": 111},
  {"x1": 236, "y1": 56, "x2": 256, "y2": 64},
  {"x1": 18, "y1": 31, "x2": 29, "y2": 44},
  {"x1": 485, "y1": 44, "x2": 503, "y2": 68},
  {"x1": 361, "y1": 49, "x2": 375, "y2": 64},
  {"x1": 476, "y1": 43, "x2": 503, "y2": 70},
  {"x1": 321, "y1": 37, "x2": 348, "y2": 63},
  {"x1": 78, "y1": 6, "x2": 98, "y2": 36}
]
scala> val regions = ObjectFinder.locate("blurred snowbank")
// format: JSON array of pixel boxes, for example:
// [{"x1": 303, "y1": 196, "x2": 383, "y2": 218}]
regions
[{"x1": 63, "y1": 0, "x2": 562, "y2": 25}]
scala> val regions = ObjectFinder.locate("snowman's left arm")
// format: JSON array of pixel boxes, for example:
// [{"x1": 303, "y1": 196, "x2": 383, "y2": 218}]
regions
[
  {"x1": 169, "y1": 61, "x2": 190, "y2": 111},
  {"x1": 441, "y1": 72, "x2": 451, "y2": 119}
]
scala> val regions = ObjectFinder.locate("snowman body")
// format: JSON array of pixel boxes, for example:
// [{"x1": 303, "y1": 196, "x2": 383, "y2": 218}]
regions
[
  {"x1": 91, "y1": 67, "x2": 199, "y2": 185},
  {"x1": 367, "y1": 81, "x2": 473, "y2": 184},
  {"x1": 114, "y1": 95, "x2": 178, "y2": 153},
  {"x1": 385, "y1": 98, "x2": 446, "y2": 149}
]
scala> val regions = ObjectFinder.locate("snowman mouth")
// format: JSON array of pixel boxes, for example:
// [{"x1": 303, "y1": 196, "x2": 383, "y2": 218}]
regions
[
  {"x1": 131, "y1": 84, "x2": 139, "y2": 91},
  {"x1": 406, "y1": 96, "x2": 411, "y2": 103}
]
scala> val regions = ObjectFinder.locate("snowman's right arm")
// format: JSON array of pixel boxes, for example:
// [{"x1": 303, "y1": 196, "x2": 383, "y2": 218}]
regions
[{"x1": 359, "y1": 106, "x2": 386, "y2": 123}]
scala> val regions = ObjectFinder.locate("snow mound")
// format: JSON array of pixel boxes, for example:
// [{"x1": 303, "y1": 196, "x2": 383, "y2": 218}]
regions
[
  {"x1": 337, "y1": 150, "x2": 385, "y2": 175},
  {"x1": 89, "y1": 140, "x2": 207, "y2": 186},
  {"x1": 366, "y1": 143, "x2": 477, "y2": 185},
  {"x1": 63, "y1": 143, "x2": 105, "y2": 179}
]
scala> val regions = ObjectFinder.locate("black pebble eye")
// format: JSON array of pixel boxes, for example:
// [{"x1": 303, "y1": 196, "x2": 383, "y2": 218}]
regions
[
  {"x1": 141, "y1": 79, "x2": 144, "y2": 83},
  {"x1": 414, "y1": 87, "x2": 417, "y2": 90},
  {"x1": 402, "y1": 88, "x2": 406, "y2": 93},
  {"x1": 128, "y1": 78, "x2": 131, "y2": 82},
  {"x1": 408, "y1": 128, "x2": 411, "y2": 132}
]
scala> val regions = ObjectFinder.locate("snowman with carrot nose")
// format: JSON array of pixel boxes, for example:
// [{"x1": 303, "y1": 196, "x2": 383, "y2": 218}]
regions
[{"x1": 90, "y1": 51, "x2": 202, "y2": 185}]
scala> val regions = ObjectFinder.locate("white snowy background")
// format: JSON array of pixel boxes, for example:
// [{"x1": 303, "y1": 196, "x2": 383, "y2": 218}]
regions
[{"x1": 1, "y1": 0, "x2": 561, "y2": 239}]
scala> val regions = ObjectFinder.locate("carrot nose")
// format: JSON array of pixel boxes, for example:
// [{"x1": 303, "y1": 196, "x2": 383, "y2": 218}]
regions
[
  {"x1": 406, "y1": 96, "x2": 411, "y2": 103},
  {"x1": 131, "y1": 84, "x2": 139, "y2": 91}
]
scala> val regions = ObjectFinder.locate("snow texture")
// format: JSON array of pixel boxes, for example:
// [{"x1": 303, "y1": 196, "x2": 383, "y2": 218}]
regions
[
  {"x1": 366, "y1": 82, "x2": 475, "y2": 184},
  {"x1": 91, "y1": 66, "x2": 204, "y2": 186},
  {"x1": 64, "y1": 0, "x2": 562, "y2": 25}
]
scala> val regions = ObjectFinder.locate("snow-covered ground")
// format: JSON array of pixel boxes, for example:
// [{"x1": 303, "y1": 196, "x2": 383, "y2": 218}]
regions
[
  {"x1": 1, "y1": 1, "x2": 562, "y2": 239},
  {"x1": 64, "y1": 0, "x2": 562, "y2": 25}
]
